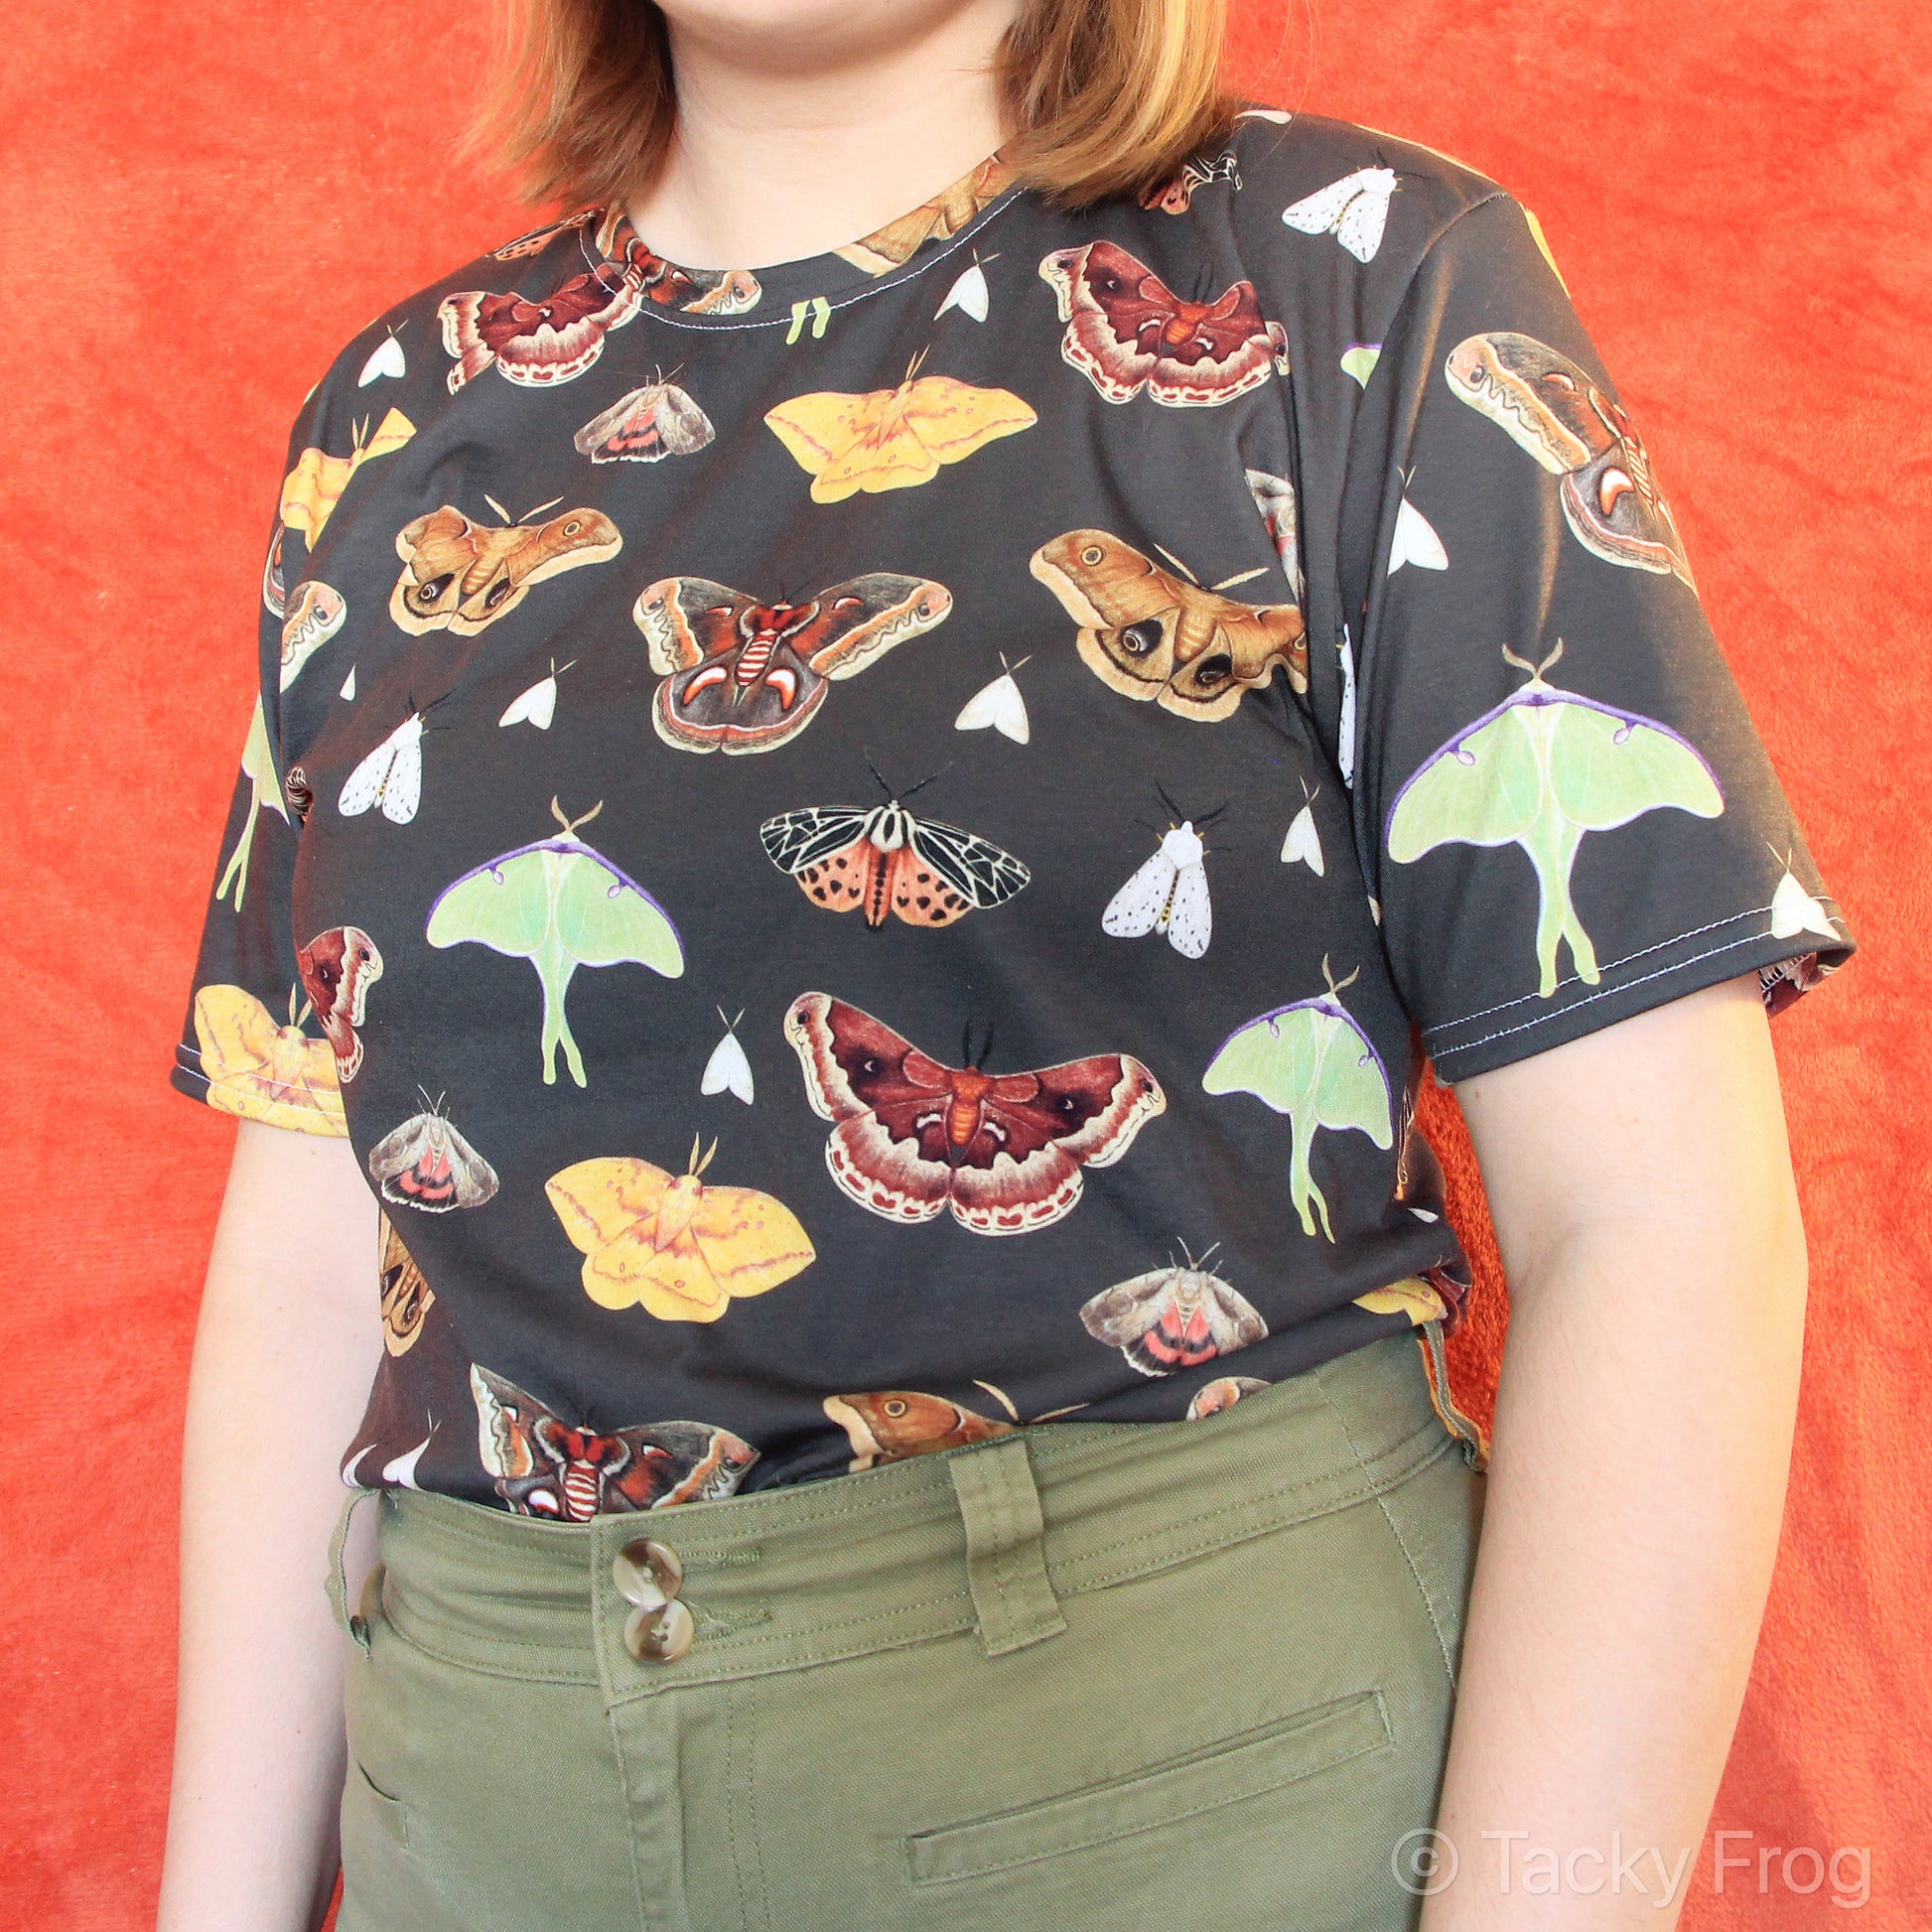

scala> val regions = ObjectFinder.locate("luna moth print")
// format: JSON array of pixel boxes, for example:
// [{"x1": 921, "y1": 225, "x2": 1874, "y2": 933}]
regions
[
  {"x1": 214, "y1": 695, "x2": 290, "y2": 909},
  {"x1": 1385, "y1": 641, "x2": 1725, "y2": 997},
  {"x1": 425, "y1": 798, "x2": 684, "y2": 1087},
  {"x1": 1201, "y1": 959, "x2": 1393, "y2": 1241}
]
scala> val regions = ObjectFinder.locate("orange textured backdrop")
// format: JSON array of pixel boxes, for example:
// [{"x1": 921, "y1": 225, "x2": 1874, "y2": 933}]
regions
[{"x1": 2, "y1": 1, "x2": 1927, "y2": 1924}]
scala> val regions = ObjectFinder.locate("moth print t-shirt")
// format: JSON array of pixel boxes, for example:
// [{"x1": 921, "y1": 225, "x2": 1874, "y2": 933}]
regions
[{"x1": 173, "y1": 110, "x2": 1853, "y2": 1512}]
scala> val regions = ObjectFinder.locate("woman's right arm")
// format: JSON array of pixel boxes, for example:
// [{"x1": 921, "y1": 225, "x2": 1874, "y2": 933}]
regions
[{"x1": 157, "y1": 1119, "x2": 382, "y2": 1932}]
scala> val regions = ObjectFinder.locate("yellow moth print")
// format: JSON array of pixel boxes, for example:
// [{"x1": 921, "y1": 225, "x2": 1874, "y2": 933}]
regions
[
  {"x1": 763, "y1": 353, "x2": 1035, "y2": 502},
  {"x1": 279, "y1": 407, "x2": 416, "y2": 541},
  {"x1": 190, "y1": 985, "x2": 346, "y2": 1137},
  {"x1": 547, "y1": 1136, "x2": 814, "y2": 1321},
  {"x1": 1351, "y1": 1276, "x2": 1450, "y2": 1325}
]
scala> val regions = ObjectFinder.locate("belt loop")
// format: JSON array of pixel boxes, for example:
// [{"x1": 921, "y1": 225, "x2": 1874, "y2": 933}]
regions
[
  {"x1": 326, "y1": 1485, "x2": 380, "y2": 1654},
  {"x1": 1417, "y1": 1323, "x2": 1490, "y2": 1472},
  {"x1": 948, "y1": 1435, "x2": 1067, "y2": 1658}
]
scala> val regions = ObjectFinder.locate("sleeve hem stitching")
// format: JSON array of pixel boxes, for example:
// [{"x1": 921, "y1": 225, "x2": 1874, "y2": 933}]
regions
[{"x1": 1425, "y1": 925, "x2": 1835, "y2": 1062}]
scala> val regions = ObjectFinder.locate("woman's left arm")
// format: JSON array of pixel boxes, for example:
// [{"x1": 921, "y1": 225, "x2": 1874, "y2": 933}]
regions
[{"x1": 1422, "y1": 971, "x2": 1808, "y2": 1930}]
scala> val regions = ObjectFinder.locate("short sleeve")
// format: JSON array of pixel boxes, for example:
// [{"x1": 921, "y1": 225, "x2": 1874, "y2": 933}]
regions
[
  {"x1": 1333, "y1": 191, "x2": 1853, "y2": 1080},
  {"x1": 169, "y1": 401, "x2": 349, "y2": 1137}
]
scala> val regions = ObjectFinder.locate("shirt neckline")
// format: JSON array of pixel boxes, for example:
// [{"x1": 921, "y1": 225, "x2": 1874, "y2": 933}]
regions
[{"x1": 589, "y1": 147, "x2": 1023, "y2": 327}]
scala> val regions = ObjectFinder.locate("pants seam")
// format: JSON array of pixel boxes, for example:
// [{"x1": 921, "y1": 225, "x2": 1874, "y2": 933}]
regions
[
  {"x1": 1314, "y1": 1379, "x2": 1458, "y2": 1689},
  {"x1": 603, "y1": 1694, "x2": 656, "y2": 1932}
]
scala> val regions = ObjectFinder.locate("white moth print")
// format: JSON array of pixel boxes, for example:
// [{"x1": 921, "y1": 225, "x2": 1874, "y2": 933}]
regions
[
  {"x1": 357, "y1": 327, "x2": 407, "y2": 386},
  {"x1": 1768, "y1": 848, "x2": 1838, "y2": 940},
  {"x1": 1389, "y1": 496, "x2": 1449, "y2": 573},
  {"x1": 1283, "y1": 167, "x2": 1398, "y2": 264},
  {"x1": 339, "y1": 711, "x2": 425, "y2": 824},
  {"x1": 340, "y1": 664, "x2": 357, "y2": 701},
  {"x1": 1336, "y1": 626, "x2": 1358, "y2": 787},
  {"x1": 383, "y1": 1436, "x2": 432, "y2": 1487},
  {"x1": 936, "y1": 251, "x2": 998, "y2": 323},
  {"x1": 1280, "y1": 778, "x2": 1324, "y2": 875},
  {"x1": 702, "y1": 1007, "x2": 755, "y2": 1105},
  {"x1": 953, "y1": 651, "x2": 1032, "y2": 744},
  {"x1": 498, "y1": 657, "x2": 576, "y2": 731},
  {"x1": 1104, "y1": 793, "x2": 1221, "y2": 960}
]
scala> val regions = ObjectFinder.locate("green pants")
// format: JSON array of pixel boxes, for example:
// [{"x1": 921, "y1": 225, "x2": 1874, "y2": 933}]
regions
[{"x1": 335, "y1": 1328, "x2": 1484, "y2": 1930}]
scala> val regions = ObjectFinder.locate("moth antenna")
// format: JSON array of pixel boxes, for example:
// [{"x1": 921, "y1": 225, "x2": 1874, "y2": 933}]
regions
[
  {"x1": 865, "y1": 757, "x2": 895, "y2": 800},
  {"x1": 1196, "y1": 800, "x2": 1230, "y2": 826},
  {"x1": 732, "y1": 1009, "x2": 746, "y2": 1030},
  {"x1": 1196, "y1": 1241, "x2": 1224, "y2": 1270},
  {"x1": 1153, "y1": 542, "x2": 1199, "y2": 585},
  {"x1": 687, "y1": 1131, "x2": 703, "y2": 1175},
  {"x1": 973, "y1": 1378, "x2": 1021, "y2": 1421},
  {"x1": 1320, "y1": 954, "x2": 1362, "y2": 997},
  {"x1": 1028, "y1": 1400, "x2": 1094, "y2": 1422},
  {"x1": 961, "y1": 1017, "x2": 975, "y2": 1068},
  {"x1": 1155, "y1": 779, "x2": 1182, "y2": 822},
  {"x1": 521, "y1": 495, "x2": 565, "y2": 523},
  {"x1": 1537, "y1": 637, "x2": 1567, "y2": 677},
  {"x1": 550, "y1": 796, "x2": 605, "y2": 839},
  {"x1": 897, "y1": 764, "x2": 948, "y2": 804},
  {"x1": 1303, "y1": 777, "x2": 1320, "y2": 804},
  {"x1": 698, "y1": 1137, "x2": 718, "y2": 1176},
  {"x1": 1209, "y1": 565, "x2": 1269, "y2": 592},
  {"x1": 483, "y1": 493, "x2": 511, "y2": 524},
  {"x1": 976, "y1": 1021, "x2": 996, "y2": 1068},
  {"x1": 1002, "y1": 651, "x2": 1032, "y2": 673},
  {"x1": 554, "y1": 657, "x2": 578, "y2": 676}
]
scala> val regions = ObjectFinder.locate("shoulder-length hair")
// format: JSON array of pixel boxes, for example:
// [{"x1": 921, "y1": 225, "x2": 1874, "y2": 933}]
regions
[{"x1": 467, "y1": 0, "x2": 1238, "y2": 213}]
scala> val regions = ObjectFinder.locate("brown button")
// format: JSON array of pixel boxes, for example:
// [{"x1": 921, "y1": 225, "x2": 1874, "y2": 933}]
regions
[
  {"x1": 623, "y1": 1596, "x2": 695, "y2": 1663},
  {"x1": 614, "y1": 1538, "x2": 683, "y2": 1607}
]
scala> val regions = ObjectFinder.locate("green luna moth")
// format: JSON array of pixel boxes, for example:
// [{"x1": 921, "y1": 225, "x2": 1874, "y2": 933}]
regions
[
  {"x1": 1202, "y1": 960, "x2": 1393, "y2": 1241},
  {"x1": 426, "y1": 799, "x2": 684, "y2": 1088},
  {"x1": 214, "y1": 695, "x2": 289, "y2": 909},
  {"x1": 1385, "y1": 642, "x2": 1724, "y2": 997}
]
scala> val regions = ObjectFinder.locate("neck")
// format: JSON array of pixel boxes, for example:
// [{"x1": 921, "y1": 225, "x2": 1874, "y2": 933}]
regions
[{"x1": 626, "y1": 1, "x2": 1021, "y2": 270}]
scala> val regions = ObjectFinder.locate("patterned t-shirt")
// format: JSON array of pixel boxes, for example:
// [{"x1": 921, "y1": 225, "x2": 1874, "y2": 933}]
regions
[{"x1": 172, "y1": 108, "x2": 1853, "y2": 1513}]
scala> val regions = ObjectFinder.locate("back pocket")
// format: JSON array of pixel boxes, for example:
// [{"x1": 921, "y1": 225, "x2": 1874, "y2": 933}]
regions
[{"x1": 905, "y1": 1686, "x2": 1390, "y2": 1885}]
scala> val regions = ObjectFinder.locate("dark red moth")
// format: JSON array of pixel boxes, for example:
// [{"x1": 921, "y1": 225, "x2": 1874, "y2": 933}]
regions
[
  {"x1": 1038, "y1": 239, "x2": 1290, "y2": 406},
  {"x1": 295, "y1": 924, "x2": 382, "y2": 1082},
  {"x1": 633, "y1": 574, "x2": 952, "y2": 756},
  {"x1": 783, "y1": 993, "x2": 1166, "y2": 1235},
  {"x1": 470, "y1": 1365, "x2": 759, "y2": 1519}
]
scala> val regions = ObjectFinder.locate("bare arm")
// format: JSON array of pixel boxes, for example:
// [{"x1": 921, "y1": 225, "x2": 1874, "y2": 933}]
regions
[
  {"x1": 1421, "y1": 974, "x2": 1808, "y2": 1928},
  {"x1": 157, "y1": 1121, "x2": 382, "y2": 1932}
]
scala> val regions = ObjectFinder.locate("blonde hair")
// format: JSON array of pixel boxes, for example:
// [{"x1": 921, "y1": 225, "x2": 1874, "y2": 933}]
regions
[{"x1": 466, "y1": 0, "x2": 1240, "y2": 213}]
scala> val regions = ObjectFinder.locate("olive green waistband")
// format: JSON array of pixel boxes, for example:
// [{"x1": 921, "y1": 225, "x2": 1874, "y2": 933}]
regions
[{"x1": 360, "y1": 1329, "x2": 1457, "y2": 1700}]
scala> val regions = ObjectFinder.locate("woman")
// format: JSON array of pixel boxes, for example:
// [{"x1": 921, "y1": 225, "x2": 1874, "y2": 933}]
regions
[{"x1": 156, "y1": 0, "x2": 1853, "y2": 1926}]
